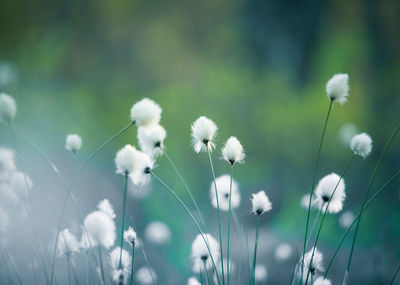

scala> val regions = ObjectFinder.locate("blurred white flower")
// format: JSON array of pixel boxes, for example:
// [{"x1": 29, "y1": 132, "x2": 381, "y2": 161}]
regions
[
  {"x1": 191, "y1": 116, "x2": 218, "y2": 153},
  {"x1": 0, "y1": 207, "x2": 9, "y2": 234},
  {"x1": 315, "y1": 173, "x2": 346, "y2": 214},
  {"x1": 350, "y1": 133, "x2": 373, "y2": 159},
  {"x1": 187, "y1": 277, "x2": 201, "y2": 285},
  {"x1": 135, "y1": 266, "x2": 157, "y2": 285},
  {"x1": 97, "y1": 199, "x2": 116, "y2": 219},
  {"x1": 130, "y1": 98, "x2": 162, "y2": 127},
  {"x1": 301, "y1": 247, "x2": 324, "y2": 279},
  {"x1": 0, "y1": 93, "x2": 16, "y2": 122},
  {"x1": 209, "y1": 174, "x2": 240, "y2": 211},
  {"x1": 9, "y1": 171, "x2": 33, "y2": 197},
  {"x1": 65, "y1": 134, "x2": 82, "y2": 154},
  {"x1": 191, "y1": 233, "x2": 220, "y2": 273},
  {"x1": 145, "y1": 221, "x2": 171, "y2": 245},
  {"x1": 129, "y1": 150, "x2": 153, "y2": 186},
  {"x1": 339, "y1": 210, "x2": 355, "y2": 229},
  {"x1": 115, "y1": 145, "x2": 138, "y2": 175},
  {"x1": 138, "y1": 124, "x2": 166, "y2": 158},
  {"x1": 254, "y1": 264, "x2": 267, "y2": 283},
  {"x1": 0, "y1": 148, "x2": 16, "y2": 182},
  {"x1": 251, "y1": 191, "x2": 272, "y2": 216},
  {"x1": 221, "y1": 136, "x2": 245, "y2": 165},
  {"x1": 57, "y1": 228, "x2": 80, "y2": 257},
  {"x1": 124, "y1": 226, "x2": 137, "y2": 245},
  {"x1": 275, "y1": 243, "x2": 293, "y2": 262},
  {"x1": 109, "y1": 246, "x2": 131, "y2": 284},
  {"x1": 83, "y1": 206, "x2": 116, "y2": 249},
  {"x1": 338, "y1": 123, "x2": 358, "y2": 146},
  {"x1": 314, "y1": 277, "x2": 332, "y2": 285},
  {"x1": 326, "y1": 73, "x2": 349, "y2": 105},
  {"x1": 300, "y1": 194, "x2": 317, "y2": 210}
]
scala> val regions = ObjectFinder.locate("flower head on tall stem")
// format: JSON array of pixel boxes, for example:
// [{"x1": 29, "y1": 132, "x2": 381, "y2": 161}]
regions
[
  {"x1": 124, "y1": 226, "x2": 137, "y2": 246},
  {"x1": 115, "y1": 145, "x2": 138, "y2": 175},
  {"x1": 326, "y1": 73, "x2": 349, "y2": 105},
  {"x1": 251, "y1": 191, "x2": 272, "y2": 216},
  {"x1": 57, "y1": 228, "x2": 80, "y2": 258},
  {"x1": 190, "y1": 233, "x2": 220, "y2": 274},
  {"x1": 300, "y1": 247, "x2": 324, "y2": 281},
  {"x1": 0, "y1": 93, "x2": 16, "y2": 122},
  {"x1": 350, "y1": 133, "x2": 373, "y2": 159},
  {"x1": 129, "y1": 150, "x2": 154, "y2": 186},
  {"x1": 314, "y1": 173, "x2": 346, "y2": 214},
  {"x1": 65, "y1": 134, "x2": 82, "y2": 154},
  {"x1": 110, "y1": 246, "x2": 131, "y2": 284},
  {"x1": 209, "y1": 174, "x2": 241, "y2": 211},
  {"x1": 221, "y1": 136, "x2": 245, "y2": 165},
  {"x1": 138, "y1": 124, "x2": 166, "y2": 159},
  {"x1": 130, "y1": 98, "x2": 162, "y2": 127},
  {"x1": 191, "y1": 116, "x2": 218, "y2": 153}
]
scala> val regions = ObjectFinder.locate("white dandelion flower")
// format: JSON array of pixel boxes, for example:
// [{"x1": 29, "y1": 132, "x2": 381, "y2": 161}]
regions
[
  {"x1": 145, "y1": 221, "x2": 171, "y2": 245},
  {"x1": 254, "y1": 264, "x2": 267, "y2": 283},
  {"x1": 314, "y1": 173, "x2": 346, "y2": 214},
  {"x1": 110, "y1": 246, "x2": 131, "y2": 284},
  {"x1": 0, "y1": 93, "x2": 17, "y2": 122},
  {"x1": 339, "y1": 210, "x2": 355, "y2": 229},
  {"x1": 191, "y1": 233, "x2": 220, "y2": 273},
  {"x1": 115, "y1": 145, "x2": 138, "y2": 175},
  {"x1": 275, "y1": 243, "x2": 293, "y2": 262},
  {"x1": 209, "y1": 174, "x2": 241, "y2": 211},
  {"x1": 350, "y1": 133, "x2": 373, "y2": 159},
  {"x1": 83, "y1": 207, "x2": 116, "y2": 249},
  {"x1": 338, "y1": 123, "x2": 358, "y2": 146},
  {"x1": 130, "y1": 98, "x2": 162, "y2": 127},
  {"x1": 129, "y1": 150, "x2": 153, "y2": 186},
  {"x1": 191, "y1": 116, "x2": 218, "y2": 153},
  {"x1": 0, "y1": 207, "x2": 9, "y2": 234},
  {"x1": 251, "y1": 191, "x2": 272, "y2": 216},
  {"x1": 65, "y1": 134, "x2": 82, "y2": 154},
  {"x1": 124, "y1": 226, "x2": 137, "y2": 245},
  {"x1": 314, "y1": 277, "x2": 332, "y2": 285},
  {"x1": 187, "y1": 277, "x2": 201, "y2": 285},
  {"x1": 300, "y1": 194, "x2": 318, "y2": 210},
  {"x1": 221, "y1": 136, "x2": 245, "y2": 165},
  {"x1": 0, "y1": 148, "x2": 16, "y2": 182},
  {"x1": 57, "y1": 228, "x2": 80, "y2": 257},
  {"x1": 97, "y1": 199, "x2": 116, "y2": 220},
  {"x1": 137, "y1": 124, "x2": 167, "y2": 159},
  {"x1": 301, "y1": 247, "x2": 324, "y2": 279},
  {"x1": 135, "y1": 267, "x2": 157, "y2": 285},
  {"x1": 326, "y1": 73, "x2": 349, "y2": 105}
]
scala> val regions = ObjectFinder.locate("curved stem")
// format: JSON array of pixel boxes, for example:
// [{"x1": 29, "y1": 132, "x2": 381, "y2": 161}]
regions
[
  {"x1": 250, "y1": 215, "x2": 260, "y2": 285},
  {"x1": 130, "y1": 246, "x2": 135, "y2": 285},
  {"x1": 151, "y1": 172, "x2": 222, "y2": 285},
  {"x1": 227, "y1": 165, "x2": 233, "y2": 285},
  {"x1": 119, "y1": 174, "x2": 129, "y2": 269},
  {"x1": 305, "y1": 208, "x2": 322, "y2": 248},
  {"x1": 389, "y1": 263, "x2": 400, "y2": 285},
  {"x1": 300, "y1": 100, "x2": 333, "y2": 284},
  {"x1": 207, "y1": 148, "x2": 225, "y2": 285}
]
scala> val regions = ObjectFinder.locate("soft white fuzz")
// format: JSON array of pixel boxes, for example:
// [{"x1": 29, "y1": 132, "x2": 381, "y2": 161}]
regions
[
  {"x1": 137, "y1": 124, "x2": 166, "y2": 158},
  {"x1": 209, "y1": 174, "x2": 240, "y2": 211},
  {"x1": 254, "y1": 264, "x2": 267, "y2": 282},
  {"x1": 129, "y1": 150, "x2": 154, "y2": 186},
  {"x1": 221, "y1": 136, "x2": 245, "y2": 165},
  {"x1": 338, "y1": 123, "x2": 358, "y2": 146},
  {"x1": 135, "y1": 267, "x2": 157, "y2": 285},
  {"x1": 301, "y1": 247, "x2": 324, "y2": 278},
  {"x1": 350, "y1": 133, "x2": 373, "y2": 159},
  {"x1": 187, "y1": 277, "x2": 201, "y2": 285},
  {"x1": 65, "y1": 134, "x2": 82, "y2": 154},
  {"x1": 144, "y1": 221, "x2": 171, "y2": 245},
  {"x1": 326, "y1": 73, "x2": 349, "y2": 105},
  {"x1": 315, "y1": 173, "x2": 346, "y2": 214},
  {"x1": 110, "y1": 246, "x2": 131, "y2": 284},
  {"x1": 0, "y1": 93, "x2": 17, "y2": 122},
  {"x1": 339, "y1": 210, "x2": 355, "y2": 229},
  {"x1": 9, "y1": 171, "x2": 33, "y2": 197},
  {"x1": 191, "y1": 233, "x2": 220, "y2": 273},
  {"x1": 0, "y1": 148, "x2": 16, "y2": 182},
  {"x1": 57, "y1": 228, "x2": 80, "y2": 257},
  {"x1": 191, "y1": 116, "x2": 218, "y2": 153},
  {"x1": 115, "y1": 144, "x2": 138, "y2": 175},
  {"x1": 124, "y1": 226, "x2": 137, "y2": 245},
  {"x1": 98, "y1": 199, "x2": 116, "y2": 219},
  {"x1": 300, "y1": 194, "x2": 317, "y2": 210},
  {"x1": 130, "y1": 98, "x2": 162, "y2": 127},
  {"x1": 274, "y1": 243, "x2": 293, "y2": 262},
  {"x1": 251, "y1": 190, "x2": 272, "y2": 216},
  {"x1": 314, "y1": 277, "x2": 331, "y2": 285}
]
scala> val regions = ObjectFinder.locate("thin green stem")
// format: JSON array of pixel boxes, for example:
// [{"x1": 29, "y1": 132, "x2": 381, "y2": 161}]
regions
[
  {"x1": 227, "y1": 165, "x2": 233, "y2": 285},
  {"x1": 346, "y1": 123, "x2": 400, "y2": 277},
  {"x1": 289, "y1": 250, "x2": 299, "y2": 285},
  {"x1": 305, "y1": 208, "x2": 322, "y2": 248},
  {"x1": 98, "y1": 246, "x2": 106, "y2": 285},
  {"x1": 151, "y1": 172, "x2": 222, "y2": 285},
  {"x1": 324, "y1": 169, "x2": 400, "y2": 278},
  {"x1": 203, "y1": 260, "x2": 211, "y2": 285},
  {"x1": 300, "y1": 100, "x2": 333, "y2": 284},
  {"x1": 207, "y1": 148, "x2": 225, "y2": 285},
  {"x1": 389, "y1": 263, "x2": 400, "y2": 285},
  {"x1": 119, "y1": 174, "x2": 129, "y2": 269},
  {"x1": 130, "y1": 246, "x2": 135, "y2": 285},
  {"x1": 251, "y1": 215, "x2": 261, "y2": 285},
  {"x1": 200, "y1": 268, "x2": 204, "y2": 285}
]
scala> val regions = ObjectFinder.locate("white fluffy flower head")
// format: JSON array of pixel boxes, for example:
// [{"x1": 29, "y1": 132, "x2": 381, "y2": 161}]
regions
[
  {"x1": 115, "y1": 144, "x2": 138, "y2": 175},
  {"x1": 83, "y1": 207, "x2": 116, "y2": 249},
  {"x1": 57, "y1": 228, "x2": 80, "y2": 257},
  {"x1": 145, "y1": 221, "x2": 171, "y2": 245},
  {"x1": 326, "y1": 73, "x2": 349, "y2": 105},
  {"x1": 65, "y1": 134, "x2": 82, "y2": 154},
  {"x1": 301, "y1": 247, "x2": 324, "y2": 278},
  {"x1": 130, "y1": 98, "x2": 162, "y2": 127},
  {"x1": 350, "y1": 133, "x2": 372, "y2": 158},
  {"x1": 191, "y1": 116, "x2": 218, "y2": 153},
  {"x1": 129, "y1": 150, "x2": 153, "y2": 186},
  {"x1": 191, "y1": 233, "x2": 220, "y2": 273},
  {"x1": 138, "y1": 124, "x2": 166, "y2": 158},
  {"x1": 314, "y1": 277, "x2": 331, "y2": 285},
  {"x1": 222, "y1": 136, "x2": 245, "y2": 165},
  {"x1": 251, "y1": 190, "x2": 272, "y2": 216},
  {"x1": 315, "y1": 173, "x2": 346, "y2": 214},
  {"x1": 124, "y1": 226, "x2": 137, "y2": 245},
  {"x1": 254, "y1": 264, "x2": 267, "y2": 282},
  {"x1": 110, "y1": 246, "x2": 131, "y2": 284},
  {"x1": 0, "y1": 93, "x2": 16, "y2": 122},
  {"x1": 97, "y1": 199, "x2": 116, "y2": 219},
  {"x1": 209, "y1": 174, "x2": 241, "y2": 211}
]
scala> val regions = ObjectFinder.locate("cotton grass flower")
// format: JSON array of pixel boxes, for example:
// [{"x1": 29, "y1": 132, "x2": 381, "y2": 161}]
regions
[
  {"x1": 57, "y1": 229, "x2": 80, "y2": 257},
  {"x1": 130, "y1": 98, "x2": 162, "y2": 127},
  {"x1": 221, "y1": 136, "x2": 245, "y2": 165},
  {"x1": 0, "y1": 93, "x2": 16, "y2": 122},
  {"x1": 190, "y1": 233, "x2": 220, "y2": 273},
  {"x1": 275, "y1": 243, "x2": 293, "y2": 262},
  {"x1": 314, "y1": 173, "x2": 346, "y2": 214},
  {"x1": 326, "y1": 73, "x2": 349, "y2": 105},
  {"x1": 209, "y1": 174, "x2": 240, "y2": 211},
  {"x1": 251, "y1": 191, "x2": 272, "y2": 216},
  {"x1": 187, "y1": 277, "x2": 201, "y2": 285},
  {"x1": 115, "y1": 145, "x2": 138, "y2": 175},
  {"x1": 301, "y1": 247, "x2": 324, "y2": 279},
  {"x1": 254, "y1": 264, "x2": 267, "y2": 283},
  {"x1": 350, "y1": 133, "x2": 373, "y2": 159},
  {"x1": 314, "y1": 277, "x2": 332, "y2": 285},
  {"x1": 339, "y1": 210, "x2": 355, "y2": 229},
  {"x1": 135, "y1": 266, "x2": 157, "y2": 285},
  {"x1": 124, "y1": 227, "x2": 137, "y2": 246},
  {"x1": 109, "y1": 246, "x2": 131, "y2": 284},
  {"x1": 98, "y1": 199, "x2": 116, "y2": 219},
  {"x1": 191, "y1": 116, "x2": 218, "y2": 153},
  {"x1": 0, "y1": 148, "x2": 16, "y2": 182},
  {"x1": 65, "y1": 134, "x2": 82, "y2": 154},
  {"x1": 129, "y1": 150, "x2": 154, "y2": 186},
  {"x1": 137, "y1": 124, "x2": 166, "y2": 158},
  {"x1": 145, "y1": 221, "x2": 171, "y2": 245}
]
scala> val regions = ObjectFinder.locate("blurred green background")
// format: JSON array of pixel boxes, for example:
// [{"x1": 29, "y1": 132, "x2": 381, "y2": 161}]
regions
[{"x1": 1, "y1": 0, "x2": 400, "y2": 284}]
